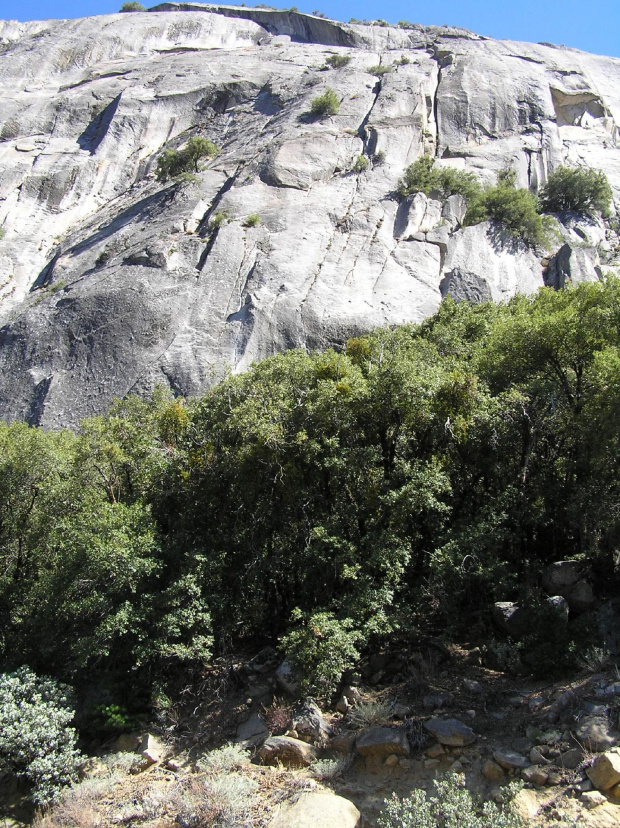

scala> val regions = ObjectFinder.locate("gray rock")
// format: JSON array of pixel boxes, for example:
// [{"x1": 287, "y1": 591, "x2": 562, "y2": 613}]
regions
[
  {"x1": 269, "y1": 791, "x2": 361, "y2": 828},
  {"x1": 575, "y1": 716, "x2": 618, "y2": 752},
  {"x1": 587, "y1": 751, "x2": 620, "y2": 790},
  {"x1": 581, "y1": 791, "x2": 607, "y2": 808},
  {"x1": 422, "y1": 691, "x2": 454, "y2": 710},
  {"x1": 235, "y1": 712, "x2": 269, "y2": 747},
  {"x1": 355, "y1": 726, "x2": 410, "y2": 758},
  {"x1": 292, "y1": 698, "x2": 333, "y2": 744},
  {"x1": 258, "y1": 735, "x2": 319, "y2": 768},
  {"x1": 558, "y1": 747, "x2": 584, "y2": 769},
  {"x1": 275, "y1": 661, "x2": 298, "y2": 696},
  {"x1": 423, "y1": 718, "x2": 476, "y2": 747},
  {"x1": 565, "y1": 579, "x2": 595, "y2": 613},
  {"x1": 0, "y1": 8, "x2": 618, "y2": 425},
  {"x1": 492, "y1": 602, "x2": 530, "y2": 638},
  {"x1": 493, "y1": 748, "x2": 529, "y2": 770}
]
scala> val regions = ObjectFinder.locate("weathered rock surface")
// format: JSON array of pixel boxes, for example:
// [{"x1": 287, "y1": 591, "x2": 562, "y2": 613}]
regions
[
  {"x1": 355, "y1": 726, "x2": 410, "y2": 757},
  {"x1": 0, "y1": 5, "x2": 619, "y2": 426},
  {"x1": 587, "y1": 751, "x2": 620, "y2": 791},
  {"x1": 258, "y1": 735, "x2": 319, "y2": 768},
  {"x1": 269, "y1": 791, "x2": 361, "y2": 828},
  {"x1": 423, "y1": 717, "x2": 476, "y2": 746}
]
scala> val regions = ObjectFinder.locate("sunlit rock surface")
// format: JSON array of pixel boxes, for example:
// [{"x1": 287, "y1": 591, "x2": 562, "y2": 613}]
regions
[{"x1": 0, "y1": 5, "x2": 618, "y2": 426}]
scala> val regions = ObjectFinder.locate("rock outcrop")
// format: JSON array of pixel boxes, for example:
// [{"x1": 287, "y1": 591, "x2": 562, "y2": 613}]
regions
[{"x1": 0, "y1": 4, "x2": 619, "y2": 426}]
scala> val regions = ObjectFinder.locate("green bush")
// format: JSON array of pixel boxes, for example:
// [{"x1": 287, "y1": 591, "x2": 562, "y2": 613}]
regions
[
  {"x1": 367, "y1": 64, "x2": 392, "y2": 76},
  {"x1": 120, "y1": 1, "x2": 145, "y2": 10},
  {"x1": 353, "y1": 154, "x2": 369, "y2": 173},
  {"x1": 309, "y1": 88, "x2": 340, "y2": 117},
  {"x1": 540, "y1": 165, "x2": 613, "y2": 216},
  {"x1": 156, "y1": 136, "x2": 220, "y2": 183},
  {"x1": 210, "y1": 209, "x2": 232, "y2": 230},
  {"x1": 243, "y1": 213, "x2": 260, "y2": 228},
  {"x1": 398, "y1": 155, "x2": 481, "y2": 202},
  {"x1": 465, "y1": 169, "x2": 550, "y2": 247},
  {"x1": 280, "y1": 610, "x2": 363, "y2": 698},
  {"x1": 0, "y1": 667, "x2": 83, "y2": 805},
  {"x1": 378, "y1": 775, "x2": 522, "y2": 828},
  {"x1": 325, "y1": 54, "x2": 351, "y2": 69}
]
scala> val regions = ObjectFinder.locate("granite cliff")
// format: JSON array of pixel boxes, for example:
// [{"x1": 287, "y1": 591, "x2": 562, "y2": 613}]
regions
[{"x1": 0, "y1": 4, "x2": 619, "y2": 426}]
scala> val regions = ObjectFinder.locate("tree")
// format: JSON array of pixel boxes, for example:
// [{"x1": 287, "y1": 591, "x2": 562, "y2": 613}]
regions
[
  {"x1": 120, "y1": 1, "x2": 146, "y2": 11},
  {"x1": 310, "y1": 88, "x2": 340, "y2": 117},
  {"x1": 540, "y1": 166, "x2": 613, "y2": 216},
  {"x1": 156, "y1": 137, "x2": 220, "y2": 183}
]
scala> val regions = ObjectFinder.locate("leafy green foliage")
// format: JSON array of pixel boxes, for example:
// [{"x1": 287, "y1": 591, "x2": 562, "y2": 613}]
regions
[
  {"x1": 398, "y1": 155, "x2": 481, "y2": 202},
  {"x1": 156, "y1": 137, "x2": 219, "y2": 183},
  {"x1": 463, "y1": 167, "x2": 550, "y2": 247},
  {"x1": 243, "y1": 213, "x2": 260, "y2": 228},
  {"x1": 120, "y1": 1, "x2": 145, "y2": 10},
  {"x1": 325, "y1": 54, "x2": 351, "y2": 68},
  {"x1": 378, "y1": 775, "x2": 522, "y2": 828},
  {"x1": 353, "y1": 154, "x2": 369, "y2": 173},
  {"x1": 5, "y1": 281, "x2": 620, "y2": 699},
  {"x1": 0, "y1": 667, "x2": 83, "y2": 805},
  {"x1": 281, "y1": 611, "x2": 363, "y2": 697},
  {"x1": 309, "y1": 88, "x2": 340, "y2": 117},
  {"x1": 540, "y1": 165, "x2": 613, "y2": 216},
  {"x1": 367, "y1": 63, "x2": 392, "y2": 76}
]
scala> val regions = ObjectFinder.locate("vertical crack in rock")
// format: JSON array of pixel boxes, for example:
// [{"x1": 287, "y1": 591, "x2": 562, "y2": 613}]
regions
[
  {"x1": 428, "y1": 43, "x2": 450, "y2": 158},
  {"x1": 196, "y1": 164, "x2": 244, "y2": 273}
]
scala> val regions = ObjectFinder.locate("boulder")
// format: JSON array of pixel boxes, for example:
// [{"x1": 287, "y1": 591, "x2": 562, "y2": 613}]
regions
[
  {"x1": 356, "y1": 726, "x2": 410, "y2": 758},
  {"x1": 275, "y1": 661, "x2": 298, "y2": 696},
  {"x1": 482, "y1": 760, "x2": 505, "y2": 782},
  {"x1": 139, "y1": 733, "x2": 165, "y2": 766},
  {"x1": 581, "y1": 790, "x2": 607, "y2": 808},
  {"x1": 587, "y1": 752, "x2": 620, "y2": 790},
  {"x1": 423, "y1": 718, "x2": 476, "y2": 747},
  {"x1": 565, "y1": 579, "x2": 595, "y2": 613},
  {"x1": 492, "y1": 602, "x2": 530, "y2": 638},
  {"x1": 492, "y1": 596, "x2": 568, "y2": 639},
  {"x1": 521, "y1": 765, "x2": 549, "y2": 785},
  {"x1": 558, "y1": 747, "x2": 584, "y2": 770},
  {"x1": 575, "y1": 716, "x2": 618, "y2": 752},
  {"x1": 235, "y1": 712, "x2": 269, "y2": 747},
  {"x1": 258, "y1": 736, "x2": 319, "y2": 768},
  {"x1": 269, "y1": 792, "x2": 361, "y2": 828},
  {"x1": 422, "y1": 691, "x2": 453, "y2": 710},
  {"x1": 292, "y1": 698, "x2": 333, "y2": 745},
  {"x1": 493, "y1": 748, "x2": 529, "y2": 770},
  {"x1": 541, "y1": 560, "x2": 582, "y2": 594}
]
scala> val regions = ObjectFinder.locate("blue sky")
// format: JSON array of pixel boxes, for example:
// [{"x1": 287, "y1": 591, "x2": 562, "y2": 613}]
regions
[{"x1": 1, "y1": 0, "x2": 619, "y2": 58}]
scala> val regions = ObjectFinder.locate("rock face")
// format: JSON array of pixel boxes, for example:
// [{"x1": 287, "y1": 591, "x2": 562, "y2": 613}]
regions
[{"x1": 0, "y1": 5, "x2": 619, "y2": 426}]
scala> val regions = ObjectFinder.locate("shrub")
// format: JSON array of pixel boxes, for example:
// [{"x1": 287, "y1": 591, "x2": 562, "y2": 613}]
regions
[
  {"x1": 398, "y1": 155, "x2": 481, "y2": 202},
  {"x1": 540, "y1": 166, "x2": 613, "y2": 216},
  {"x1": 373, "y1": 149, "x2": 386, "y2": 165},
  {"x1": 0, "y1": 667, "x2": 83, "y2": 806},
  {"x1": 198, "y1": 744, "x2": 249, "y2": 775},
  {"x1": 367, "y1": 64, "x2": 392, "y2": 76},
  {"x1": 353, "y1": 154, "x2": 369, "y2": 173},
  {"x1": 325, "y1": 54, "x2": 351, "y2": 69},
  {"x1": 309, "y1": 88, "x2": 340, "y2": 117},
  {"x1": 396, "y1": 54, "x2": 411, "y2": 65},
  {"x1": 465, "y1": 171, "x2": 550, "y2": 248},
  {"x1": 243, "y1": 213, "x2": 260, "y2": 228},
  {"x1": 156, "y1": 136, "x2": 220, "y2": 183},
  {"x1": 209, "y1": 209, "x2": 231, "y2": 230},
  {"x1": 280, "y1": 610, "x2": 363, "y2": 698},
  {"x1": 120, "y1": 1, "x2": 145, "y2": 10},
  {"x1": 378, "y1": 774, "x2": 523, "y2": 828}
]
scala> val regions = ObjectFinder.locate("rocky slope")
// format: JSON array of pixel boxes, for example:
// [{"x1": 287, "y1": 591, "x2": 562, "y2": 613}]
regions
[{"x1": 0, "y1": 4, "x2": 619, "y2": 427}]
